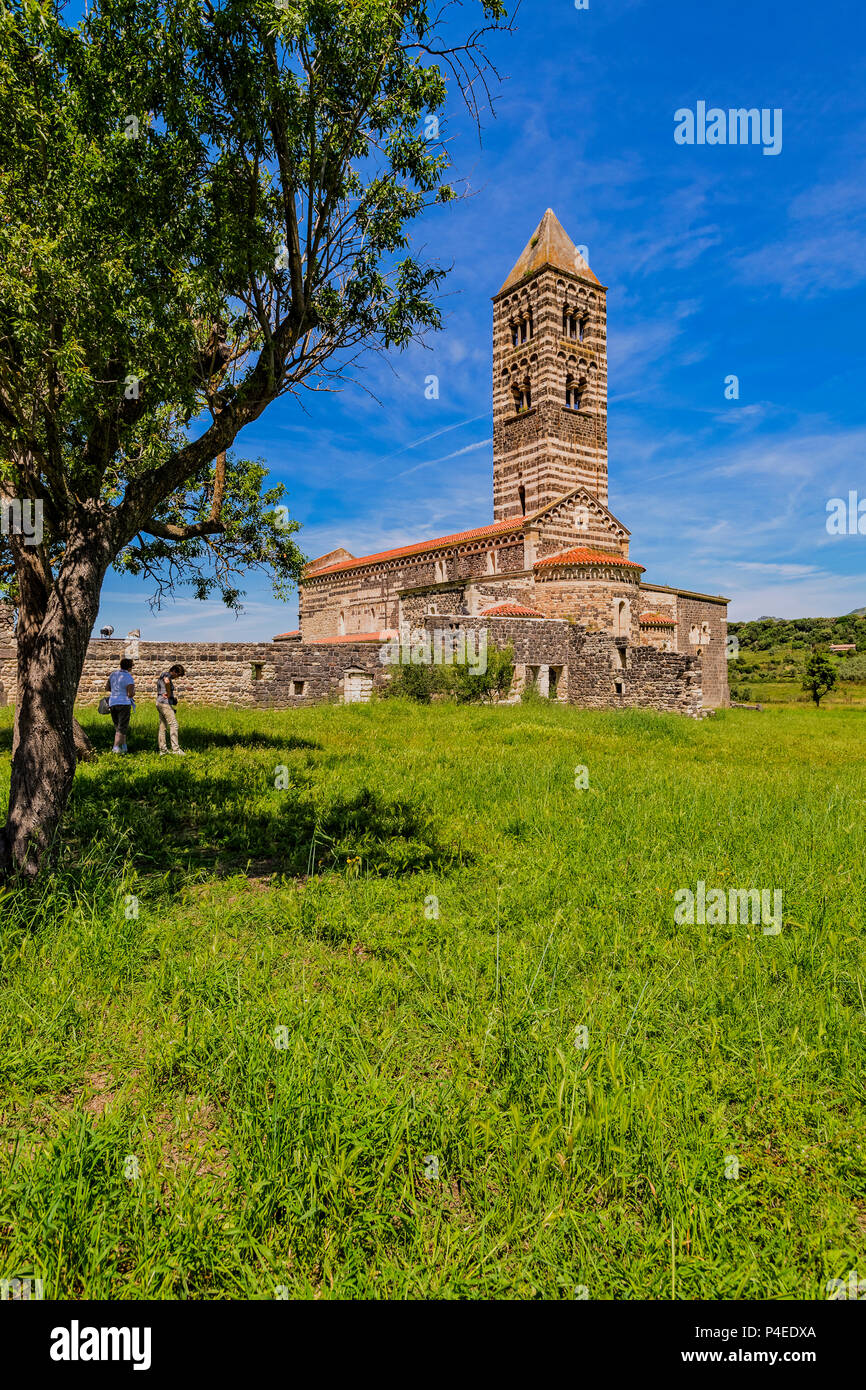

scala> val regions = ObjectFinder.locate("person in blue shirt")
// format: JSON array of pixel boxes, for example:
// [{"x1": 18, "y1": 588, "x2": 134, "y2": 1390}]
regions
[{"x1": 106, "y1": 658, "x2": 136, "y2": 754}]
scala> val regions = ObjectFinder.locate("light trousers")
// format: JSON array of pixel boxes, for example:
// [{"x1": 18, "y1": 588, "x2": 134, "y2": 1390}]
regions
[{"x1": 157, "y1": 703, "x2": 180, "y2": 752}]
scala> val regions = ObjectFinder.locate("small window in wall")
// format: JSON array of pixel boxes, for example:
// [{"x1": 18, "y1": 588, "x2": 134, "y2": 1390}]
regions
[
  {"x1": 614, "y1": 599, "x2": 629, "y2": 638},
  {"x1": 251, "y1": 663, "x2": 264, "y2": 681},
  {"x1": 515, "y1": 382, "x2": 531, "y2": 413},
  {"x1": 614, "y1": 679, "x2": 624, "y2": 696},
  {"x1": 338, "y1": 610, "x2": 346, "y2": 636},
  {"x1": 291, "y1": 679, "x2": 306, "y2": 697},
  {"x1": 518, "y1": 483, "x2": 526, "y2": 515},
  {"x1": 565, "y1": 379, "x2": 583, "y2": 410},
  {"x1": 485, "y1": 550, "x2": 498, "y2": 576}
]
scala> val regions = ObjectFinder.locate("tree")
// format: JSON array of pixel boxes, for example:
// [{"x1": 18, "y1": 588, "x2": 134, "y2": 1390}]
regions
[
  {"x1": 0, "y1": 0, "x2": 506, "y2": 878},
  {"x1": 803, "y1": 648, "x2": 837, "y2": 708}
]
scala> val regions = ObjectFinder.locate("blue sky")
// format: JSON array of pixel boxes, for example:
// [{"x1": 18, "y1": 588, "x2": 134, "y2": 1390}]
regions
[{"x1": 98, "y1": 0, "x2": 866, "y2": 640}]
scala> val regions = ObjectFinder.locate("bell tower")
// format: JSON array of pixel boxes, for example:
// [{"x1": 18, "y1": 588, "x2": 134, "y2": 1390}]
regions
[{"x1": 492, "y1": 209, "x2": 608, "y2": 520}]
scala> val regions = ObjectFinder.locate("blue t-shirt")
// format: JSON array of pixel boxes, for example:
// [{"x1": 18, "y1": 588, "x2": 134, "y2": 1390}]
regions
[{"x1": 108, "y1": 670, "x2": 135, "y2": 706}]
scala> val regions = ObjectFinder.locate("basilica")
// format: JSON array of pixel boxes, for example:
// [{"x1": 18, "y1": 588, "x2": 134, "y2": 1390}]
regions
[{"x1": 294, "y1": 210, "x2": 729, "y2": 710}]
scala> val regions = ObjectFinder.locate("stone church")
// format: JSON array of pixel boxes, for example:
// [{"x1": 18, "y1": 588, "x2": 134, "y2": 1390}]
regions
[
  {"x1": 294, "y1": 210, "x2": 729, "y2": 711},
  {"x1": 0, "y1": 212, "x2": 729, "y2": 714}
]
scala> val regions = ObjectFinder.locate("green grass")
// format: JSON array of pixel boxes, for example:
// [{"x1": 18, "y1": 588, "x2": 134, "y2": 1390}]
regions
[{"x1": 0, "y1": 699, "x2": 864, "y2": 1299}]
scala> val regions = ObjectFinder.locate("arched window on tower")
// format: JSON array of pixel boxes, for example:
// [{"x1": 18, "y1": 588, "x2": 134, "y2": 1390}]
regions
[
  {"x1": 515, "y1": 380, "x2": 531, "y2": 413},
  {"x1": 512, "y1": 314, "x2": 532, "y2": 347},
  {"x1": 564, "y1": 308, "x2": 579, "y2": 341},
  {"x1": 565, "y1": 377, "x2": 583, "y2": 410},
  {"x1": 578, "y1": 314, "x2": 588, "y2": 343},
  {"x1": 518, "y1": 483, "x2": 526, "y2": 516}
]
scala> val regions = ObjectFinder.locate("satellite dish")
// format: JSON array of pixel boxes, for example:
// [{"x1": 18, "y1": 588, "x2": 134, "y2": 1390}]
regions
[{"x1": 100, "y1": 625, "x2": 114, "y2": 638}]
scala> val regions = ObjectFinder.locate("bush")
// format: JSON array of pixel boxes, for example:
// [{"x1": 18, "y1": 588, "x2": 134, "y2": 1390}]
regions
[
  {"x1": 838, "y1": 652, "x2": 866, "y2": 681},
  {"x1": 383, "y1": 643, "x2": 515, "y2": 705},
  {"x1": 448, "y1": 643, "x2": 515, "y2": 703},
  {"x1": 382, "y1": 661, "x2": 438, "y2": 703}
]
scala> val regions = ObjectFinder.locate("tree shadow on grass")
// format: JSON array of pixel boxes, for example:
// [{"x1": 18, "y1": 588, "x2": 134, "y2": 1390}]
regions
[
  {"x1": 0, "y1": 724, "x2": 319, "y2": 755},
  {"x1": 64, "y1": 768, "x2": 466, "y2": 881}
]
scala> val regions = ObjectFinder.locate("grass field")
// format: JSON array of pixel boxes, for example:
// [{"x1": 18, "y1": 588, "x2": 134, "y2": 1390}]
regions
[{"x1": 0, "y1": 699, "x2": 864, "y2": 1299}]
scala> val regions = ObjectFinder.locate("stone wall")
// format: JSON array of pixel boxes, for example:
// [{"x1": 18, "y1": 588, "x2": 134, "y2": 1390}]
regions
[
  {"x1": 637, "y1": 583, "x2": 728, "y2": 708},
  {"x1": 0, "y1": 600, "x2": 708, "y2": 718},
  {"x1": 424, "y1": 613, "x2": 702, "y2": 716},
  {"x1": 0, "y1": 632, "x2": 392, "y2": 710}
]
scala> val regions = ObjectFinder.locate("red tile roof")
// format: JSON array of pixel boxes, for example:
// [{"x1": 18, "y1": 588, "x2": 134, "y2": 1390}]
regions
[
  {"x1": 480, "y1": 604, "x2": 546, "y2": 617},
  {"x1": 639, "y1": 611, "x2": 676, "y2": 626},
  {"x1": 303, "y1": 518, "x2": 522, "y2": 578},
  {"x1": 273, "y1": 629, "x2": 301, "y2": 640},
  {"x1": 534, "y1": 547, "x2": 643, "y2": 570}
]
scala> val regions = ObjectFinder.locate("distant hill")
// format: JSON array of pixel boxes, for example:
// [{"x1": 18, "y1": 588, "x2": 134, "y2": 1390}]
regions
[{"x1": 728, "y1": 613, "x2": 866, "y2": 653}]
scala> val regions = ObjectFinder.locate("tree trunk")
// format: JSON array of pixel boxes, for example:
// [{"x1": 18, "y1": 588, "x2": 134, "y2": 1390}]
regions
[
  {"x1": 73, "y1": 718, "x2": 95, "y2": 762},
  {"x1": 1, "y1": 519, "x2": 110, "y2": 880}
]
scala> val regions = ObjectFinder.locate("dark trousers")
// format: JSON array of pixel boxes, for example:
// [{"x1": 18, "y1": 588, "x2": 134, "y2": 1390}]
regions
[{"x1": 111, "y1": 705, "x2": 131, "y2": 738}]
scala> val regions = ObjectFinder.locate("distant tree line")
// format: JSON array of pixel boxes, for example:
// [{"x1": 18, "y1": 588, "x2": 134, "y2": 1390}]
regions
[{"x1": 728, "y1": 615, "x2": 866, "y2": 654}]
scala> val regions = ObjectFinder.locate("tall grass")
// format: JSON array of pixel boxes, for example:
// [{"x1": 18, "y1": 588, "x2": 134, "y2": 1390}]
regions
[{"x1": 0, "y1": 700, "x2": 863, "y2": 1298}]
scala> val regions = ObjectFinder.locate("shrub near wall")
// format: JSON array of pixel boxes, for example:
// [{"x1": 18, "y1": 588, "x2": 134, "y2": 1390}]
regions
[{"x1": 384, "y1": 644, "x2": 515, "y2": 703}]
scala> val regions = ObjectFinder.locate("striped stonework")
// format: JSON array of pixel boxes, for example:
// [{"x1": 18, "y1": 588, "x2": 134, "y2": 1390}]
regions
[{"x1": 492, "y1": 210, "x2": 608, "y2": 521}]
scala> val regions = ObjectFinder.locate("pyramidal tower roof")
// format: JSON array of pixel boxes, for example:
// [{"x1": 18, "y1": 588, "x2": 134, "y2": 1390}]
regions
[{"x1": 498, "y1": 209, "x2": 601, "y2": 294}]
